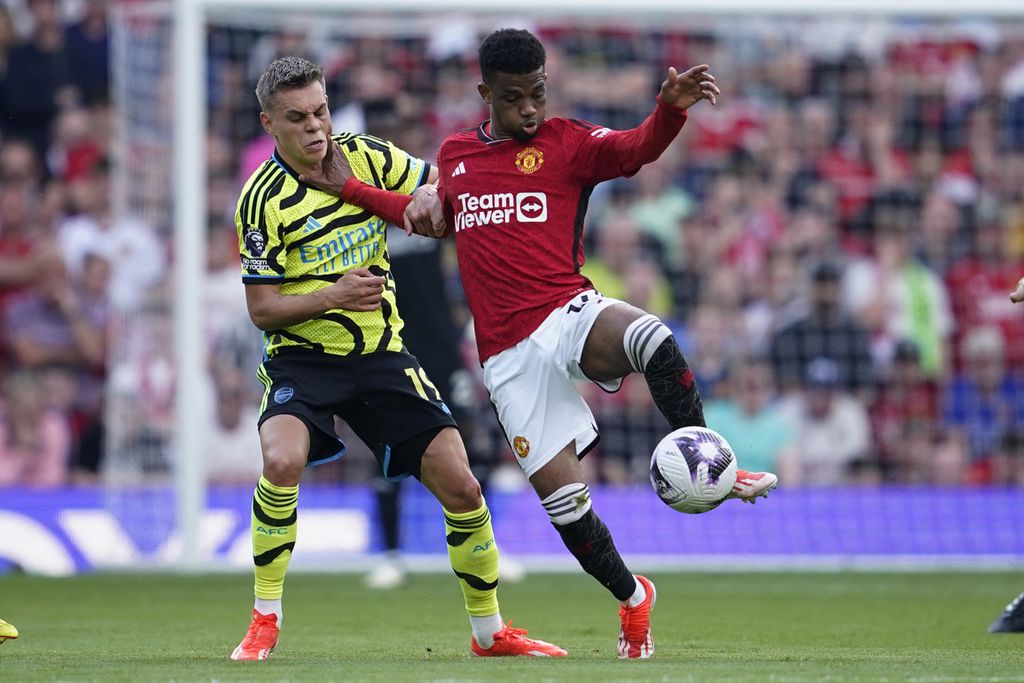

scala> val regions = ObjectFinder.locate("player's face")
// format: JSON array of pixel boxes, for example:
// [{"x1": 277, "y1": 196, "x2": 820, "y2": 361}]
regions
[
  {"x1": 260, "y1": 81, "x2": 332, "y2": 169},
  {"x1": 479, "y1": 68, "x2": 547, "y2": 142}
]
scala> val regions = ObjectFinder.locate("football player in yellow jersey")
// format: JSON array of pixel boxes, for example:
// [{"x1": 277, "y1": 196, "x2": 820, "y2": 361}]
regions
[{"x1": 230, "y1": 56, "x2": 564, "y2": 660}]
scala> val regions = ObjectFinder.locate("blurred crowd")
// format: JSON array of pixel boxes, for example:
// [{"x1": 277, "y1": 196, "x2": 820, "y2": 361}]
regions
[{"x1": 0, "y1": 1, "x2": 1023, "y2": 488}]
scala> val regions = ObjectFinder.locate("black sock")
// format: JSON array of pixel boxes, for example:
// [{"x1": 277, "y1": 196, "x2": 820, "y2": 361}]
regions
[
  {"x1": 374, "y1": 479, "x2": 400, "y2": 552},
  {"x1": 552, "y1": 508, "x2": 636, "y2": 601},
  {"x1": 644, "y1": 337, "x2": 706, "y2": 429}
]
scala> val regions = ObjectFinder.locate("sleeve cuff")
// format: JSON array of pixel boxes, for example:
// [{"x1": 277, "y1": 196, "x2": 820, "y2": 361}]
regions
[
  {"x1": 242, "y1": 275, "x2": 284, "y2": 284},
  {"x1": 340, "y1": 175, "x2": 366, "y2": 200},
  {"x1": 416, "y1": 162, "x2": 431, "y2": 189},
  {"x1": 655, "y1": 95, "x2": 689, "y2": 119}
]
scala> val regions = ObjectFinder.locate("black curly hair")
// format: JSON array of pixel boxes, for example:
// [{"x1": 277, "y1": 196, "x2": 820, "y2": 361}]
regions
[{"x1": 478, "y1": 28, "x2": 546, "y2": 84}]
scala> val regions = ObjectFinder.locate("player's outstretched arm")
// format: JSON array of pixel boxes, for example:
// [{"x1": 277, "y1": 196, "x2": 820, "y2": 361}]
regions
[
  {"x1": 659, "y1": 64, "x2": 719, "y2": 110},
  {"x1": 335, "y1": 180, "x2": 446, "y2": 238},
  {"x1": 1011, "y1": 276, "x2": 1024, "y2": 304},
  {"x1": 298, "y1": 140, "x2": 446, "y2": 237},
  {"x1": 296, "y1": 139, "x2": 409, "y2": 226},
  {"x1": 245, "y1": 268, "x2": 386, "y2": 331}
]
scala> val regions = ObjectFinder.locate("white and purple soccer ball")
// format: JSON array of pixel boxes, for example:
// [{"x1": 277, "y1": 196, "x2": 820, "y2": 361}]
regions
[{"x1": 649, "y1": 426, "x2": 738, "y2": 514}]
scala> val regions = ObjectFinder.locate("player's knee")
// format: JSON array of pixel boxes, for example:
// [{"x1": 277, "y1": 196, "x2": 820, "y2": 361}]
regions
[
  {"x1": 258, "y1": 415, "x2": 309, "y2": 486},
  {"x1": 440, "y1": 474, "x2": 483, "y2": 513},
  {"x1": 261, "y1": 448, "x2": 305, "y2": 487}
]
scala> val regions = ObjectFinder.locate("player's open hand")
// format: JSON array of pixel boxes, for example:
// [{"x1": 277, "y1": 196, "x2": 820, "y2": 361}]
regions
[
  {"x1": 660, "y1": 65, "x2": 719, "y2": 109},
  {"x1": 298, "y1": 140, "x2": 353, "y2": 196},
  {"x1": 1011, "y1": 276, "x2": 1024, "y2": 304},
  {"x1": 326, "y1": 267, "x2": 386, "y2": 311},
  {"x1": 403, "y1": 184, "x2": 446, "y2": 237}
]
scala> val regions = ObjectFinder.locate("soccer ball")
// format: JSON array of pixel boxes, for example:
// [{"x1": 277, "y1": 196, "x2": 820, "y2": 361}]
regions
[{"x1": 649, "y1": 426, "x2": 737, "y2": 514}]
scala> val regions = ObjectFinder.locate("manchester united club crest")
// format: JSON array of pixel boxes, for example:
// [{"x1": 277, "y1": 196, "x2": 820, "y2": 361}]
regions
[
  {"x1": 515, "y1": 147, "x2": 544, "y2": 174},
  {"x1": 513, "y1": 436, "x2": 531, "y2": 458}
]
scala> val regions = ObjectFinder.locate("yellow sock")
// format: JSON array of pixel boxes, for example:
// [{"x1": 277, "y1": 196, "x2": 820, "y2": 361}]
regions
[
  {"x1": 252, "y1": 476, "x2": 298, "y2": 600},
  {"x1": 444, "y1": 500, "x2": 500, "y2": 617}
]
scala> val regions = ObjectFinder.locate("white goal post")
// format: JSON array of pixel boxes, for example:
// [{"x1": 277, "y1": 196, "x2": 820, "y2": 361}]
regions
[{"x1": 158, "y1": 0, "x2": 1024, "y2": 568}]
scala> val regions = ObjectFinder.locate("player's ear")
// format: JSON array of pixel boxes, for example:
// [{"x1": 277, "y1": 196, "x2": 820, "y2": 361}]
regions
[
  {"x1": 477, "y1": 82, "x2": 491, "y2": 105},
  {"x1": 259, "y1": 111, "x2": 274, "y2": 136}
]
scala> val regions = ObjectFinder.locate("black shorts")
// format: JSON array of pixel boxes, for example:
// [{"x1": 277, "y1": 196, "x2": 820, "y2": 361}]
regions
[{"x1": 257, "y1": 348, "x2": 458, "y2": 479}]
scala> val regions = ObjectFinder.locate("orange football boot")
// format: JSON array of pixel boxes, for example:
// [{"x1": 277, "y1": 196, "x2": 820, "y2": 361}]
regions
[
  {"x1": 230, "y1": 609, "x2": 279, "y2": 661},
  {"x1": 471, "y1": 621, "x2": 567, "y2": 657},
  {"x1": 618, "y1": 575, "x2": 656, "y2": 659},
  {"x1": 728, "y1": 469, "x2": 778, "y2": 504}
]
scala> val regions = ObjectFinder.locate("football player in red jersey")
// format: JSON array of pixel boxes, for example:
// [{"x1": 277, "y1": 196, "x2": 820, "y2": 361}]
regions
[{"x1": 301, "y1": 28, "x2": 777, "y2": 658}]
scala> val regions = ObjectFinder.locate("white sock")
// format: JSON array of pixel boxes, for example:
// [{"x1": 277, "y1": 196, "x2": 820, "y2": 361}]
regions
[
  {"x1": 623, "y1": 315, "x2": 672, "y2": 373},
  {"x1": 470, "y1": 613, "x2": 504, "y2": 648},
  {"x1": 620, "y1": 575, "x2": 646, "y2": 608},
  {"x1": 254, "y1": 598, "x2": 283, "y2": 625},
  {"x1": 541, "y1": 483, "x2": 591, "y2": 525}
]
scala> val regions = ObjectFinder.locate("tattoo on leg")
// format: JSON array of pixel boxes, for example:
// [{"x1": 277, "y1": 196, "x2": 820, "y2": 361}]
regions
[
  {"x1": 552, "y1": 508, "x2": 636, "y2": 601},
  {"x1": 645, "y1": 337, "x2": 706, "y2": 429}
]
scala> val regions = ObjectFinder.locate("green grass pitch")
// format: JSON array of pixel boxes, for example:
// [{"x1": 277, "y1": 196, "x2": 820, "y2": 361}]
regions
[{"x1": 1, "y1": 571, "x2": 1022, "y2": 682}]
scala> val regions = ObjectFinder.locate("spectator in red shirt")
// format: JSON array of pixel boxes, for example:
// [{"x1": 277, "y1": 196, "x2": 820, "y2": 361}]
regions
[
  {"x1": 946, "y1": 213, "x2": 1024, "y2": 370},
  {"x1": 870, "y1": 340, "x2": 940, "y2": 480}
]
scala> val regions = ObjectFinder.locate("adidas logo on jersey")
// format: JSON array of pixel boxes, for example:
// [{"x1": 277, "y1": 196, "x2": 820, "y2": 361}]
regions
[
  {"x1": 450, "y1": 161, "x2": 467, "y2": 177},
  {"x1": 453, "y1": 192, "x2": 547, "y2": 232},
  {"x1": 303, "y1": 216, "x2": 323, "y2": 233}
]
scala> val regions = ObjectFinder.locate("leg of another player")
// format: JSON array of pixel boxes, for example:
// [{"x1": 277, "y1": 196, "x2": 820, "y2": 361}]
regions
[
  {"x1": 529, "y1": 448, "x2": 655, "y2": 658},
  {"x1": 231, "y1": 414, "x2": 308, "y2": 661},
  {"x1": 419, "y1": 427, "x2": 565, "y2": 656},
  {"x1": 366, "y1": 478, "x2": 407, "y2": 589},
  {"x1": 989, "y1": 591, "x2": 1024, "y2": 633}
]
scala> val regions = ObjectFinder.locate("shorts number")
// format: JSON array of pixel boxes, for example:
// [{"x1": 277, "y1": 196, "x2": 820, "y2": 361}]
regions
[{"x1": 404, "y1": 367, "x2": 442, "y2": 401}]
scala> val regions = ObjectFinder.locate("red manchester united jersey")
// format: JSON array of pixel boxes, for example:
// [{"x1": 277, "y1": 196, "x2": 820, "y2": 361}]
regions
[{"x1": 437, "y1": 99, "x2": 687, "y2": 362}]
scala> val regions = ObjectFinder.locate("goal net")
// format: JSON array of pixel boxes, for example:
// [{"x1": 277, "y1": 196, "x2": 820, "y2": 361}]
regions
[{"x1": 104, "y1": 0, "x2": 1024, "y2": 569}]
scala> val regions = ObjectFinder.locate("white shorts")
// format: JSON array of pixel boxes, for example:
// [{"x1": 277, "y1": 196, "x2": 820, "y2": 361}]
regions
[{"x1": 482, "y1": 290, "x2": 625, "y2": 478}]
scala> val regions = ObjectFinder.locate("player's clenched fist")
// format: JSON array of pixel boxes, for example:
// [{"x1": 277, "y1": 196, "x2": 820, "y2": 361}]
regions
[
  {"x1": 321, "y1": 267, "x2": 386, "y2": 311},
  {"x1": 1011, "y1": 276, "x2": 1024, "y2": 304},
  {"x1": 660, "y1": 64, "x2": 719, "y2": 109}
]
